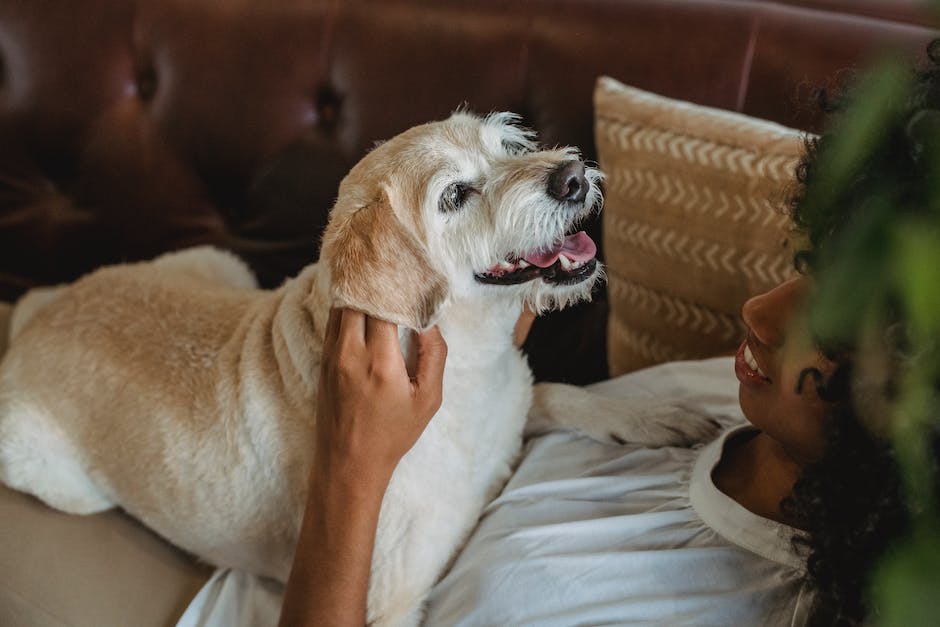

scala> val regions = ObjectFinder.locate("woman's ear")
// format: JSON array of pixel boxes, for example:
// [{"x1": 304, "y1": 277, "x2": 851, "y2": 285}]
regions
[{"x1": 321, "y1": 191, "x2": 448, "y2": 330}]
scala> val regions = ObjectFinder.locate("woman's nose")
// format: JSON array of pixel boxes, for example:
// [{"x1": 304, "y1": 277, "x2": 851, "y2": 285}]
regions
[{"x1": 741, "y1": 277, "x2": 809, "y2": 347}]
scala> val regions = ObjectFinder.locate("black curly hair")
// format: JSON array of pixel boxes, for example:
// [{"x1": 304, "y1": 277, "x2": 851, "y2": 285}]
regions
[{"x1": 783, "y1": 40, "x2": 940, "y2": 626}]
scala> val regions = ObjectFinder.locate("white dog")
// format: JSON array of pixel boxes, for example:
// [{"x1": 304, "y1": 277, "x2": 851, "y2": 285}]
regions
[{"x1": 0, "y1": 112, "x2": 715, "y2": 626}]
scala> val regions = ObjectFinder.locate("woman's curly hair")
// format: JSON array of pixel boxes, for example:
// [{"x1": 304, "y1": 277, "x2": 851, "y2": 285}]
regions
[{"x1": 783, "y1": 40, "x2": 940, "y2": 626}]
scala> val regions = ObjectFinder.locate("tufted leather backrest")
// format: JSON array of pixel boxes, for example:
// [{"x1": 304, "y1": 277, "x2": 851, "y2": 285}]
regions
[{"x1": 0, "y1": 0, "x2": 935, "y2": 382}]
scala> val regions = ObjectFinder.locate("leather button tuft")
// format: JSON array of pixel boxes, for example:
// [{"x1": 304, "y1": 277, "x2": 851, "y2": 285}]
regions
[
  {"x1": 135, "y1": 65, "x2": 158, "y2": 102},
  {"x1": 315, "y1": 85, "x2": 342, "y2": 129}
]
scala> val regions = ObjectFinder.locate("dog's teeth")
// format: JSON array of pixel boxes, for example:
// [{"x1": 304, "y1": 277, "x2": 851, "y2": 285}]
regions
[
  {"x1": 497, "y1": 260, "x2": 514, "y2": 270},
  {"x1": 558, "y1": 255, "x2": 572, "y2": 270},
  {"x1": 517, "y1": 260, "x2": 530, "y2": 268}
]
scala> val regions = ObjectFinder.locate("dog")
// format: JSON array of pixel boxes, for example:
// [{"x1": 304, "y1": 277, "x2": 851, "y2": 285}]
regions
[{"x1": 0, "y1": 112, "x2": 716, "y2": 626}]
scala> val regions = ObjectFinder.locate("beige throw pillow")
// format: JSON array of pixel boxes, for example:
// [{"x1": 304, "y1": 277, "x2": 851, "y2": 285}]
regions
[{"x1": 595, "y1": 77, "x2": 806, "y2": 376}]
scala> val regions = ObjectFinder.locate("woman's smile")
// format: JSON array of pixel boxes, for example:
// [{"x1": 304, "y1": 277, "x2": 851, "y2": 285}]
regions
[{"x1": 735, "y1": 334, "x2": 772, "y2": 387}]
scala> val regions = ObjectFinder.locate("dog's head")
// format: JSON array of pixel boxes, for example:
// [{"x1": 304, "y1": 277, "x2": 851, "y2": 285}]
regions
[{"x1": 320, "y1": 111, "x2": 604, "y2": 330}]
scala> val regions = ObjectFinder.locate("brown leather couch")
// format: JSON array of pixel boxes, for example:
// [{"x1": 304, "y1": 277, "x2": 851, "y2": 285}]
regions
[{"x1": 0, "y1": 1, "x2": 936, "y2": 625}]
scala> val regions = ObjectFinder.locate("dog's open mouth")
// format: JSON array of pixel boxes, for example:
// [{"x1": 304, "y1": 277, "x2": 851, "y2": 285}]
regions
[{"x1": 475, "y1": 231, "x2": 598, "y2": 286}]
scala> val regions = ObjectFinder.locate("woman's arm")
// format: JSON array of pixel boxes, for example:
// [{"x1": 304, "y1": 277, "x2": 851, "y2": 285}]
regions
[{"x1": 278, "y1": 308, "x2": 447, "y2": 627}]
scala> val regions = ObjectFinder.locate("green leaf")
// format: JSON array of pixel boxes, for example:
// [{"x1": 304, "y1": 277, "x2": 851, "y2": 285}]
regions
[
  {"x1": 872, "y1": 525, "x2": 940, "y2": 626},
  {"x1": 894, "y1": 223, "x2": 940, "y2": 341}
]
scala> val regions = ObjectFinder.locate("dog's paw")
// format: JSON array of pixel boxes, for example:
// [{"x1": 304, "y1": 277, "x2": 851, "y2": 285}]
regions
[
  {"x1": 603, "y1": 403, "x2": 723, "y2": 448},
  {"x1": 526, "y1": 382, "x2": 723, "y2": 448}
]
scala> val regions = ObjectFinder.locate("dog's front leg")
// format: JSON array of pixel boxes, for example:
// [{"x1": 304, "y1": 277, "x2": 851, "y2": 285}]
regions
[{"x1": 525, "y1": 382, "x2": 722, "y2": 447}]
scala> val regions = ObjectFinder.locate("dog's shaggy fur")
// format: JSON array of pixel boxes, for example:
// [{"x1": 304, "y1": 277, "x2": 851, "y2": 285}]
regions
[{"x1": 0, "y1": 112, "x2": 714, "y2": 625}]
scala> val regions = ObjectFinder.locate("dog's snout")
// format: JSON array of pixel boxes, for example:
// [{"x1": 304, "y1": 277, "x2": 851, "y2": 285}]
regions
[{"x1": 548, "y1": 160, "x2": 588, "y2": 203}]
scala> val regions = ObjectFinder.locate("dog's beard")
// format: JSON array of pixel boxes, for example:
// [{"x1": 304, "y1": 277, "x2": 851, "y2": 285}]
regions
[
  {"x1": 523, "y1": 261, "x2": 605, "y2": 313},
  {"x1": 467, "y1": 230, "x2": 604, "y2": 314}
]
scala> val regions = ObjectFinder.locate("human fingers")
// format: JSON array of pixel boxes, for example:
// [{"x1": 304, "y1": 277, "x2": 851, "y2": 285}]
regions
[
  {"x1": 321, "y1": 307, "x2": 342, "y2": 356},
  {"x1": 336, "y1": 308, "x2": 367, "y2": 352},
  {"x1": 413, "y1": 326, "x2": 447, "y2": 413},
  {"x1": 364, "y1": 314, "x2": 403, "y2": 360}
]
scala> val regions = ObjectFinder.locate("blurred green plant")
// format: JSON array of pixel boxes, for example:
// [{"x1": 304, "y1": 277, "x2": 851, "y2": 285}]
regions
[{"x1": 799, "y1": 22, "x2": 940, "y2": 626}]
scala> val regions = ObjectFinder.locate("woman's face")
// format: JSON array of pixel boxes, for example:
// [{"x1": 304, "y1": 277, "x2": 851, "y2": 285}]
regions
[{"x1": 736, "y1": 277, "x2": 839, "y2": 465}]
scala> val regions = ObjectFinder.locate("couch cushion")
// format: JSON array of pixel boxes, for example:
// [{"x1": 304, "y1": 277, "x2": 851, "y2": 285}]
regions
[
  {"x1": 595, "y1": 77, "x2": 805, "y2": 376},
  {"x1": 0, "y1": 483, "x2": 211, "y2": 627}
]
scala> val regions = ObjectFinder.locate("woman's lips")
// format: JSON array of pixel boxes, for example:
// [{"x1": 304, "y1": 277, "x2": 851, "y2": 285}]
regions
[{"x1": 734, "y1": 339, "x2": 772, "y2": 387}]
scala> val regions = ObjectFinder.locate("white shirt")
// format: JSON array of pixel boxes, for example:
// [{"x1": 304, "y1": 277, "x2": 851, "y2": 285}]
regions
[{"x1": 178, "y1": 358, "x2": 812, "y2": 627}]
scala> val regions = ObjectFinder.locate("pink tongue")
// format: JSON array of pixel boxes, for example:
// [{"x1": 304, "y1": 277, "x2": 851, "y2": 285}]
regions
[{"x1": 523, "y1": 231, "x2": 597, "y2": 268}]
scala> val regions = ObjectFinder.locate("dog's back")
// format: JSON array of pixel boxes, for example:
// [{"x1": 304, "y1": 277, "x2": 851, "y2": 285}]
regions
[
  {"x1": 0, "y1": 248, "x2": 326, "y2": 577},
  {"x1": 0, "y1": 258, "x2": 253, "y2": 490}
]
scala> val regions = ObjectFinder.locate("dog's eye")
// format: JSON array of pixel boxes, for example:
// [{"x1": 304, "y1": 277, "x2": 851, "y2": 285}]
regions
[{"x1": 440, "y1": 182, "x2": 473, "y2": 213}]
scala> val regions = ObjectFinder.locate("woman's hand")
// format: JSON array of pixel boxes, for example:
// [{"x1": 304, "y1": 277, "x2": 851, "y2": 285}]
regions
[
  {"x1": 279, "y1": 308, "x2": 447, "y2": 627},
  {"x1": 315, "y1": 307, "x2": 448, "y2": 485}
]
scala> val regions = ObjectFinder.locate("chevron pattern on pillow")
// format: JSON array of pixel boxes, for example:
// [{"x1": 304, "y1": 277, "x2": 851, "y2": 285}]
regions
[{"x1": 595, "y1": 76, "x2": 808, "y2": 376}]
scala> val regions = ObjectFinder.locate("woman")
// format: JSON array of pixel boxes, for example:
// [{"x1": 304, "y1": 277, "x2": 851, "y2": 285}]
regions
[{"x1": 780, "y1": 40, "x2": 940, "y2": 625}]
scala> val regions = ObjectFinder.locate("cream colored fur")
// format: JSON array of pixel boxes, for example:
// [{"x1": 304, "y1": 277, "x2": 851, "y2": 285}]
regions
[{"x1": 0, "y1": 112, "x2": 715, "y2": 626}]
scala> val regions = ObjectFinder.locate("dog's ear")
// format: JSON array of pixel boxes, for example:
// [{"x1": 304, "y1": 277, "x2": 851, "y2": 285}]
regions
[{"x1": 322, "y1": 191, "x2": 448, "y2": 330}]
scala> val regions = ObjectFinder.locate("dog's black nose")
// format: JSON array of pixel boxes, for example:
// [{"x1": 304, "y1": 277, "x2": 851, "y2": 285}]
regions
[{"x1": 548, "y1": 160, "x2": 588, "y2": 203}]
